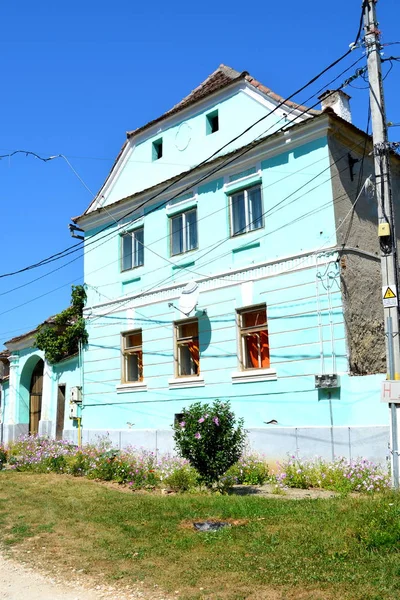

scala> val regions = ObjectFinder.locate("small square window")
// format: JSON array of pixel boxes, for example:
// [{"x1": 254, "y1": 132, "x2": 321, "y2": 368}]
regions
[
  {"x1": 229, "y1": 184, "x2": 263, "y2": 236},
  {"x1": 170, "y1": 209, "x2": 198, "y2": 256},
  {"x1": 122, "y1": 330, "x2": 143, "y2": 383},
  {"x1": 175, "y1": 319, "x2": 200, "y2": 377},
  {"x1": 152, "y1": 138, "x2": 163, "y2": 160},
  {"x1": 206, "y1": 110, "x2": 219, "y2": 135},
  {"x1": 121, "y1": 228, "x2": 144, "y2": 271},
  {"x1": 237, "y1": 305, "x2": 270, "y2": 370},
  {"x1": 174, "y1": 413, "x2": 184, "y2": 426}
]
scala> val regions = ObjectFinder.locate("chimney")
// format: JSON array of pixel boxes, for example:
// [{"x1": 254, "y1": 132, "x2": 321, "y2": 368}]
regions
[{"x1": 318, "y1": 90, "x2": 352, "y2": 123}]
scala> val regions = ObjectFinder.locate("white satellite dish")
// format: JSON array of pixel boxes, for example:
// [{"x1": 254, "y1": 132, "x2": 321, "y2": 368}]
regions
[{"x1": 179, "y1": 281, "x2": 199, "y2": 316}]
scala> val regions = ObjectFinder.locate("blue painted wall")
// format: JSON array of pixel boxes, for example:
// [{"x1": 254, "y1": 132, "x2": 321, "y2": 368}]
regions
[
  {"x1": 102, "y1": 88, "x2": 287, "y2": 206},
  {"x1": 78, "y1": 86, "x2": 388, "y2": 441}
]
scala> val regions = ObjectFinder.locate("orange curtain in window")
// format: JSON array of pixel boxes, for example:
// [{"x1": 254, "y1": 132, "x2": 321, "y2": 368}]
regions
[
  {"x1": 246, "y1": 331, "x2": 270, "y2": 368},
  {"x1": 187, "y1": 341, "x2": 200, "y2": 372},
  {"x1": 137, "y1": 351, "x2": 143, "y2": 381}
]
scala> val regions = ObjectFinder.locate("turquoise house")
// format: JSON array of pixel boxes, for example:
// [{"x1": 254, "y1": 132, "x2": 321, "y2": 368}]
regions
[
  {"x1": 3, "y1": 65, "x2": 400, "y2": 461},
  {"x1": 0, "y1": 319, "x2": 81, "y2": 444}
]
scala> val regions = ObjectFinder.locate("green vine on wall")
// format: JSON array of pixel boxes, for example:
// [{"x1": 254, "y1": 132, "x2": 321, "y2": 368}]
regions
[{"x1": 35, "y1": 285, "x2": 88, "y2": 364}]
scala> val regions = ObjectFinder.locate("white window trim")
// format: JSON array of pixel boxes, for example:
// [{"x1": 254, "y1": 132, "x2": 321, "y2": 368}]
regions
[
  {"x1": 116, "y1": 382, "x2": 148, "y2": 393},
  {"x1": 168, "y1": 376, "x2": 205, "y2": 389},
  {"x1": 231, "y1": 368, "x2": 277, "y2": 384},
  {"x1": 229, "y1": 185, "x2": 263, "y2": 237},
  {"x1": 121, "y1": 227, "x2": 144, "y2": 272},
  {"x1": 224, "y1": 171, "x2": 261, "y2": 193},
  {"x1": 170, "y1": 209, "x2": 198, "y2": 256},
  {"x1": 166, "y1": 193, "x2": 197, "y2": 214}
]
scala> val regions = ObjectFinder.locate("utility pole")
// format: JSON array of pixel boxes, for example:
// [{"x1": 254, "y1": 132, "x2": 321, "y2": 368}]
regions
[{"x1": 364, "y1": 0, "x2": 400, "y2": 487}]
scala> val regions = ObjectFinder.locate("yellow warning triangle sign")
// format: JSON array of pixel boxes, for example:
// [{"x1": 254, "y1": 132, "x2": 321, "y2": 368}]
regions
[{"x1": 384, "y1": 287, "x2": 396, "y2": 299}]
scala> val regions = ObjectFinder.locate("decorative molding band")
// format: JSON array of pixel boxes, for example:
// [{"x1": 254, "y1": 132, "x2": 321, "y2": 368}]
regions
[
  {"x1": 168, "y1": 377, "x2": 205, "y2": 390},
  {"x1": 86, "y1": 249, "x2": 339, "y2": 318},
  {"x1": 116, "y1": 382, "x2": 148, "y2": 393},
  {"x1": 231, "y1": 368, "x2": 277, "y2": 384}
]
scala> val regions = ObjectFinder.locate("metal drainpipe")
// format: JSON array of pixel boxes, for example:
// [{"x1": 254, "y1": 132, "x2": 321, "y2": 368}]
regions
[
  {"x1": 315, "y1": 256, "x2": 325, "y2": 376},
  {"x1": 326, "y1": 263, "x2": 337, "y2": 374}
]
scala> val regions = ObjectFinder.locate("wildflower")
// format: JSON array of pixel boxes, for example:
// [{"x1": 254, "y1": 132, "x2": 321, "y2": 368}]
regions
[
  {"x1": 179, "y1": 421, "x2": 186, "y2": 428},
  {"x1": 198, "y1": 417, "x2": 205, "y2": 423},
  {"x1": 195, "y1": 432, "x2": 201, "y2": 439},
  {"x1": 213, "y1": 417, "x2": 220, "y2": 426}
]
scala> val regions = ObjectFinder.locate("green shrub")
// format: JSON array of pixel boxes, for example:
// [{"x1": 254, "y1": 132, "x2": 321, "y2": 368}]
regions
[
  {"x1": 65, "y1": 451, "x2": 92, "y2": 476},
  {"x1": 273, "y1": 455, "x2": 391, "y2": 494},
  {"x1": 162, "y1": 465, "x2": 199, "y2": 492},
  {"x1": 0, "y1": 444, "x2": 7, "y2": 469},
  {"x1": 226, "y1": 454, "x2": 269, "y2": 485},
  {"x1": 173, "y1": 400, "x2": 246, "y2": 487}
]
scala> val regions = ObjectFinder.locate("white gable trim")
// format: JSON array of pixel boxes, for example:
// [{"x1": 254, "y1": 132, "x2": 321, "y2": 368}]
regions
[
  {"x1": 241, "y1": 82, "x2": 312, "y2": 124},
  {"x1": 85, "y1": 79, "x2": 316, "y2": 215}
]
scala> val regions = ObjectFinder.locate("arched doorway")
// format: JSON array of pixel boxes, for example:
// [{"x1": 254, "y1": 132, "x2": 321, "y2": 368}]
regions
[{"x1": 29, "y1": 359, "x2": 44, "y2": 435}]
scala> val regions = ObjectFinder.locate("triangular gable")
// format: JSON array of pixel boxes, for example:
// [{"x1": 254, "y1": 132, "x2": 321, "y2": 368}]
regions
[{"x1": 81, "y1": 65, "x2": 320, "y2": 218}]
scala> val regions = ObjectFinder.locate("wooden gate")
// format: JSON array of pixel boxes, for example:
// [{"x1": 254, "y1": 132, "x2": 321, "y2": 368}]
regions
[
  {"x1": 29, "y1": 360, "x2": 43, "y2": 435},
  {"x1": 56, "y1": 385, "x2": 66, "y2": 440}
]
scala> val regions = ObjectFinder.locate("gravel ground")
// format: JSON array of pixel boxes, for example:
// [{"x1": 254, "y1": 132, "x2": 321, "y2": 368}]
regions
[{"x1": 0, "y1": 553, "x2": 170, "y2": 600}]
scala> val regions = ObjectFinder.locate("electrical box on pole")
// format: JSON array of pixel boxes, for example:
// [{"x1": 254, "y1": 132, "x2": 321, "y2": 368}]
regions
[{"x1": 364, "y1": 0, "x2": 400, "y2": 487}]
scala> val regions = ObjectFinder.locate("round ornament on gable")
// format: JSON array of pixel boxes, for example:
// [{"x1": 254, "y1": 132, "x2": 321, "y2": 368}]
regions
[{"x1": 175, "y1": 122, "x2": 192, "y2": 151}]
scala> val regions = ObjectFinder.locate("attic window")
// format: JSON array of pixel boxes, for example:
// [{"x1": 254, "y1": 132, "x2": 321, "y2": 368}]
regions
[
  {"x1": 152, "y1": 138, "x2": 163, "y2": 161},
  {"x1": 206, "y1": 110, "x2": 219, "y2": 135}
]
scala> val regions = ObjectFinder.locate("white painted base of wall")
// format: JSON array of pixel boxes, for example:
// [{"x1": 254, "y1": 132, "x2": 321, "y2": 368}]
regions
[
  {"x1": 3, "y1": 423, "x2": 28, "y2": 444},
  {"x1": 61, "y1": 425, "x2": 390, "y2": 465},
  {"x1": 3, "y1": 423, "x2": 389, "y2": 466}
]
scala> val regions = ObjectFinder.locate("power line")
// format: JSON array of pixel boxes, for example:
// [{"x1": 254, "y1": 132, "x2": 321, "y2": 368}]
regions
[
  {"x1": 0, "y1": 55, "x2": 367, "y2": 312},
  {"x1": 87, "y1": 166, "x2": 372, "y2": 325},
  {"x1": 15, "y1": 55, "x2": 366, "y2": 289},
  {"x1": 0, "y1": 103, "x2": 369, "y2": 323},
  {"x1": 0, "y1": 137, "x2": 360, "y2": 301},
  {"x1": 0, "y1": 22, "x2": 365, "y2": 281}
]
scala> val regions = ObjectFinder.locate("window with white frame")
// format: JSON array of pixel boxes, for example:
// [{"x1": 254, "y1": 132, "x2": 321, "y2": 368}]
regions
[
  {"x1": 229, "y1": 184, "x2": 263, "y2": 236},
  {"x1": 121, "y1": 228, "x2": 144, "y2": 271},
  {"x1": 170, "y1": 209, "x2": 198, "y2": 256},
  {"x1": 175, "y1": 319, "x2": 200, "y2": 377},
  {"x1": 122, "y1": 331, "x2": 143, "y2": 382},
  {"x1": 237, "y1": 305, "x2": 270, "y2": 370}
]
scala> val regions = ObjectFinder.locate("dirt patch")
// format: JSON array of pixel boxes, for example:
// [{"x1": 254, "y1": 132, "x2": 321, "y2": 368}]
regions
[
  {"x1": 231, "y1": 483, "x2": 338, "y2": 500},
  {"x1": 179, "y1": 517, "x2": 249, "y2": 530},
  {"x1": 0, "y1": 551, "x2": 169, "y2": 600}
]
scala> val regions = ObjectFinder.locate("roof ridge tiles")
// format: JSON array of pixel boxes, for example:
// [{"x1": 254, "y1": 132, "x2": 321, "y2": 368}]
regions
[{"x1": 126, "y1": 64, "x2": 319, "y2": 139}]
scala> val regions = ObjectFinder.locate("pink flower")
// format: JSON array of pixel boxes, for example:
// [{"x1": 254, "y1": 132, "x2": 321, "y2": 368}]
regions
[
  {"x1": 213, "y1": 417, "x2": 219, "y2": 426},
  {"x1": 198, "y1": 417, "x2": 205, "y2": 423},
  {"x1": 195, "y1": 432, "x2": 201, "y2": 439},
  {"x1": 179, "y1": 421, "x2": 186, "y2": 427}
]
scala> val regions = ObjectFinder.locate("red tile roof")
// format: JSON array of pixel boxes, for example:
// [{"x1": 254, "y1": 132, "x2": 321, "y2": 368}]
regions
[{"x1": 127, "y1": 64, "x2": 320, "y2": 139}]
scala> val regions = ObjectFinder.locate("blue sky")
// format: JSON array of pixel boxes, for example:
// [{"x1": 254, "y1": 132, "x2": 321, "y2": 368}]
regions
[{"x1": 0, "y1": 0, "x2": 399, "y2": 346}]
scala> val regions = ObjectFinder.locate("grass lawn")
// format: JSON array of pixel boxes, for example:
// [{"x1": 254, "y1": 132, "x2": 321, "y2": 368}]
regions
[{"x1": 1, "y1": 473, "x2": 400, "y2": 599}]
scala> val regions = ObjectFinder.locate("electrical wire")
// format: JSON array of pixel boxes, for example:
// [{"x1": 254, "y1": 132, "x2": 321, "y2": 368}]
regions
[
  {"x1": 5, "y1": 54, "x2": 365, "y2": 285},
  {"x1": 0, "y1": 136, "x2": 364, "y2": 301},
  {"x1": 0, "y1": 16, "x2": 366, "y2": 282},
  {"x1": 0, "y1": 110, "x2": 371, "y2": 327}
]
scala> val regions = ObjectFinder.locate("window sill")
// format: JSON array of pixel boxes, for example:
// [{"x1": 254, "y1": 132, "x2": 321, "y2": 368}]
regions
[
  {"x1": 116, "y1": 382, "x2": 147, "y2": 393},
  {"x1": 168, "y1": 376, "x2": 205, "y2": 389},
  {"x1": 231, "y1": 368, "x2": 277, "y2": 384}
]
